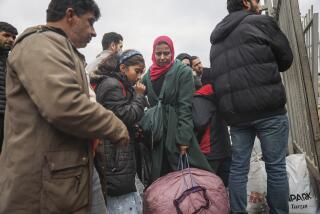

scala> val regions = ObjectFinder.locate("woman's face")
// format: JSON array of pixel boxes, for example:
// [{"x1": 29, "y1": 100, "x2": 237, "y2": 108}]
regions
[
  {"x1": 121, "y1": 64, "x2": 145, "y2": 84},
  {"x1": 154, "y1": 43, "x2": 172, "y2": 67}
]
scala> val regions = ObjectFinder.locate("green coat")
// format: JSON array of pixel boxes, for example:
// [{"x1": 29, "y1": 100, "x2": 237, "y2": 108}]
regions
[{"x1": 142, "y1": 60, "x2": 212, "y2": 181}]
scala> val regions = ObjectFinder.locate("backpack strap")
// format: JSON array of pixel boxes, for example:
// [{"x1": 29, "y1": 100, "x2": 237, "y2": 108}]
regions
[
  {"x1": 117, "y1": 80, "x2": 127, "y2": 96},
  {"x1": 145, "y1": 71, "x2": 166, "y2": 102},
  {"x1": 95, "y1": 77, "x2": 127, "y2": 101}
]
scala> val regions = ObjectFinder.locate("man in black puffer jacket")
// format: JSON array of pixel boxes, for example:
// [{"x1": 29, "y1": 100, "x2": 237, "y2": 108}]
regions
[
  {"x1": 209, "y1": 0, "x2": 293, "y2": 213},
  {"x1": 0, "y1": 22, "x2": 17, "y2": 153}
]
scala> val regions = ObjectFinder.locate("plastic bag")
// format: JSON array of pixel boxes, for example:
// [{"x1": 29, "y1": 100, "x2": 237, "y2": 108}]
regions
[
  {"x1": 143, "y1": 155, "x2": 229, "y2": 214},
  {"x1": 247, "y1": 153, "x2": 320, "y2": 214},
  {"x1": 247, "y1": 160, "x2": 269, "y2": 214},
  {"x1": 286, "y1": 154, "x2": 319, "y2": 213}
]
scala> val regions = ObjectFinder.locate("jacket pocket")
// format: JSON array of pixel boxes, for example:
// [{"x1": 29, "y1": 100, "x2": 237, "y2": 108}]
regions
[
  {"x1": 105, "y1": 142, "x2": 137, "y2": 196},
  {"x1": 41, "y1": 150, "x2": 89, "y2": 213}
]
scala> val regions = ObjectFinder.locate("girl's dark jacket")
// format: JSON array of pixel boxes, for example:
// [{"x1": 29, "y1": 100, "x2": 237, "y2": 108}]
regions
[
  {"x1": 93, "y1": 72, "x2": 146, "y2": 197},
  {"x1": 209, "y1": 11, "x2": 293, "y2": 125}
]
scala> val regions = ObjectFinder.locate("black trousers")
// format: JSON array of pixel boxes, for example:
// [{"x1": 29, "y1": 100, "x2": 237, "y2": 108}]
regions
[{"x1": 208, "y1": 157, "x2": 231, "y2": 187}]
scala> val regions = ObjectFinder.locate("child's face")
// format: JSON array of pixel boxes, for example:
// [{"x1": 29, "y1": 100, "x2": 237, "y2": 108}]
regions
[{"x1": 123, "y1": 64, "x2": 145, "y2": 84}]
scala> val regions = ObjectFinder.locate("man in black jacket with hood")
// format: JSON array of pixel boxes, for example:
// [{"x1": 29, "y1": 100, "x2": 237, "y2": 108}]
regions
[
  {"x1": 0, "y1": 22, "x2": 17, "y2": 153},
  {"x1": 209, "y1": 0, "x2": 293, "y2": 213}
]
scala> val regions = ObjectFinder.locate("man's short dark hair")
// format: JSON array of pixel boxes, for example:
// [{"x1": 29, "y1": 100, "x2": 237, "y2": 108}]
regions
[
  {"x1": 227, "y1": 0, "x2": 245, "y2": 13},
  {"x1": 102, "y1": 32, "x2": 123, "y2": 50},
  {"x1": 46, "y1": 0, "x2": 101, "y2": 22},
  {"x1": 0, "y1": 22, "x2": 18, "y2": 35},
  {"x1": 176, "y1": 53, "x2": 191, "y2": 61}
]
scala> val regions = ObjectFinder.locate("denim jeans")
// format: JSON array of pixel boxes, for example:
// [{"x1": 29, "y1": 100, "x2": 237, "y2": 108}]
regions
[
  {"x1": 106, "y1": 192, "x2": 142, "y2": 214},
  {"x1": 91, "y1": 167, "x2": 108, "y2": 214},
  {"x1": 229, "y1": 114, "x2": 289, "y2": 214}
]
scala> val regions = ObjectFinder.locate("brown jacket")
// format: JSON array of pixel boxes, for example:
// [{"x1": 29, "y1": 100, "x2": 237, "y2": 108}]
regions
[{"x1": 0, "y1": 26, "x2": 128, "y2": 214}]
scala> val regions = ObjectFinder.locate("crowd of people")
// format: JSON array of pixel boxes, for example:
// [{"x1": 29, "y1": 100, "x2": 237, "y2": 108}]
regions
[{"x1": 0, "y1": 0, "x2": 293, "y2": 213}]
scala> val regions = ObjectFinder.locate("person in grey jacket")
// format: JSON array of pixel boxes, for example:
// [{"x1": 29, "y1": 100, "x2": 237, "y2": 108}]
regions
[
  {"x1": 86, "y1": 32, "x2": 123, "y2": 101},
  {"x1": 86, "y1": 32, "x2": 123, "y2": 75}
]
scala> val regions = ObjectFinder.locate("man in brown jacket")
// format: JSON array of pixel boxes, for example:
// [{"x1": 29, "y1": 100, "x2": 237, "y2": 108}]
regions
[{"x1": 0, "y1": 0, "x2": 130, "y2": 213}]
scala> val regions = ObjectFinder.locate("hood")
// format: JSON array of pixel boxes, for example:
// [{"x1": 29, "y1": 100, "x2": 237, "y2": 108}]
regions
[
  {"x1": 11, "y1": 25, "x2": 88, "y2": 61},
  {"x1": 96, "y1": 49, "x2": 112, "y2": 59},
  {"x1": 89, "y1": 68, "x2": 105, "y2": 83},
  {"x1": 210, "y1": 11, "x2": 252, "y2": 45},
  {"x1": 14, "y1": 26, "x2": 67, "y2": 45},
  {"x1": 14, "y1": 26, "x2": 42, "y2": 45},
  {"x1": 93, "y1": 71, "x2": 134, "y2": 91}
]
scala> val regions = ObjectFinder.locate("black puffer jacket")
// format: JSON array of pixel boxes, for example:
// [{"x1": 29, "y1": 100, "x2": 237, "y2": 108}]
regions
[
  {"x1": 93, "y1": 72, "x2": 146, "y2": 197},
  {"x1": 0, "y1": 49, "x2": 9, "y2": 114},
  {"x1": 209, "y1": 11, "x2": 293, "y2": 125}
]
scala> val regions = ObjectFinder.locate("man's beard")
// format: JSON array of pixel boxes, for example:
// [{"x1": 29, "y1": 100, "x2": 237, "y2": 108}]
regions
[{"x1": 0, "y1": 44, "x2": 12, "y2": 52}]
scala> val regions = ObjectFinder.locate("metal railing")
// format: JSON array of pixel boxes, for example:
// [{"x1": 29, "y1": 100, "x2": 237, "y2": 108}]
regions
[
  {"x1": 265, "y1": 0, "x2": 320, "y2": 183},
  {"x1": 302, "y1": 6, "x2": 319, "y2": 104}
]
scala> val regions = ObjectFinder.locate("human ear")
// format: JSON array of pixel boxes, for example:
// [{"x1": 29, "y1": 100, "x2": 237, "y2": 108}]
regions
[
  {"x1": 65, "y1": 8, "x2": 75, "y2": 23},
  {"x1": 242, "y1": 0, "x2": 250, "y2": 10},
  {"x1": 110, "y1": 42, "x2": 116, "y2": 51},
  {"x1": 119, "y1": 64, "x2": 127, "y2": 74}
]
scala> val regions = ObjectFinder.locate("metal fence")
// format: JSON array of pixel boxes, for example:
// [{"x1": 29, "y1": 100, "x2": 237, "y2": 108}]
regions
[
  {"x1": 265, "y1": 0, "x2": 320, "y2": 182},
  {"x1": 302, "y1": 6, "x2": 319, "y2": 104}
]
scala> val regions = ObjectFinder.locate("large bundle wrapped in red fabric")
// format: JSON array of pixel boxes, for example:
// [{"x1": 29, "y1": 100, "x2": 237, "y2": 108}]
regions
[{"x1": 143, "y1": 167, "x2": 229, "y2": 214}]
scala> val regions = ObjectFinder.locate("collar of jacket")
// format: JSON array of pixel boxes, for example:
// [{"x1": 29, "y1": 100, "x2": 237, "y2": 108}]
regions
[
  {"x1": 45, "y1": 26, "x2": 86, "y2": 62},
  {"x1": 210, "y1": 10, "x2": 254, "y2": 45},
  {"x1": 43, "y1": 26, "x2": 67, "y2": 38},
  {"x1": 14, "y1": 25, "x2": 86, "y2": 62},
  {"x1": 96, "y1": 49, "x2": 113, "y2": 58},
  {"x1": 99, "y1": 72, "x2": 134, "y2": 93}
]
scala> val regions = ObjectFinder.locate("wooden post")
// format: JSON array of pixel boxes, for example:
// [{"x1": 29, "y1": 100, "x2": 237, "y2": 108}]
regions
[
  {"x1": 313, "y1": 12, "x2": 319, "y2": 104},
  {"x1": 264, "y1": 0, "x2": 273, "y2": 16},
  {"x1": 289, "y1": 0, "x2": 320, "y2": 181}
]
